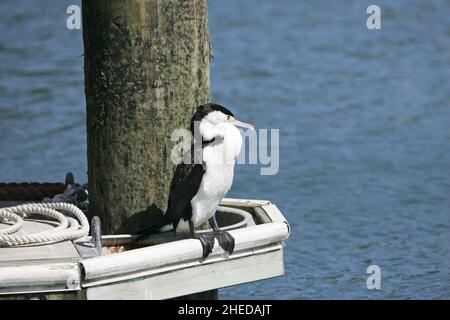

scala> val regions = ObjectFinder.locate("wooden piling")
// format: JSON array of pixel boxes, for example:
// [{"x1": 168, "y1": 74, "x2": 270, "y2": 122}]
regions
[
  {"x1": 82, "y1": 0, "x2": 216, "y2": 300},
  {"x1": 82, "y1": 0, "x2": 211, "y2": 235}
]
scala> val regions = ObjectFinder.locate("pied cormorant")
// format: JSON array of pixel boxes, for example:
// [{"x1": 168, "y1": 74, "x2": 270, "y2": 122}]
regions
[{"x1": 138, "y1": 103, "x2": 255, "y2": 259}]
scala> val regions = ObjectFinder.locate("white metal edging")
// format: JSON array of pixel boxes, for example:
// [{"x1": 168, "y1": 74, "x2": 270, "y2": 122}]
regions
[
  {"x1": 80, "y1": 221, "x2": 289, "y2": 287},
  {"x1": 220, "y1": 198, "x2": 272, "y2": 207},
  {"x1": 0, "y1": 262, "x2": 81, "y2": 295},
  {"x1": 261, "y1": 203, "x2": 291, "y2": 237}
]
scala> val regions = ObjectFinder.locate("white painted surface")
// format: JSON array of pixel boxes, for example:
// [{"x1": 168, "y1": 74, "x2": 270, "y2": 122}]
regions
[{"x1": 86, "y1": 247, "x2": 284, "y2": 300}]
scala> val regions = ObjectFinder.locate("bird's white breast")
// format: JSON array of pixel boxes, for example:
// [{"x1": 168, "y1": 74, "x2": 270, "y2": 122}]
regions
[{"x1": 188, "y1": 123, "x2": 242, "y2": 228}]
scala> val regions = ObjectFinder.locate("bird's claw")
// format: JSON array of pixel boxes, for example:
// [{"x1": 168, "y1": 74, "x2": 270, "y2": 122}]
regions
[
  {"x1": 196, "y1": 233, "x2": 215, "y2": 260},
  {"x1": 215, "y1": 231, "x2": 235, "y2": 255}
]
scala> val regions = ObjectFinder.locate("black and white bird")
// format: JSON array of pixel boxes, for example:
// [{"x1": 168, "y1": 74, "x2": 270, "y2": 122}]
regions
[{"x1": 138, "y1": 103, "x2": 254, "y2": 259}]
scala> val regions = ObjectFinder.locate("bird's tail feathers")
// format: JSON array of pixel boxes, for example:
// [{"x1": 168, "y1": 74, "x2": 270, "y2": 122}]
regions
[{"x1": 135, "y1": 210, "x2": 169, "y2": 241}]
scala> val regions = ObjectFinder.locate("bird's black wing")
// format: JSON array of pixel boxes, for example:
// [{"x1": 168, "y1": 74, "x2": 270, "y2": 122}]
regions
[{"x1": 165, "y1": 147, "x2": 206, "y2": 231}]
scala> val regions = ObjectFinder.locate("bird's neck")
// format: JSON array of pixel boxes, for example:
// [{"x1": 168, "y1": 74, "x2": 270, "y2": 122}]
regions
[{"x1": 202, "y1": 123, "x2": 242, "y2": 165}]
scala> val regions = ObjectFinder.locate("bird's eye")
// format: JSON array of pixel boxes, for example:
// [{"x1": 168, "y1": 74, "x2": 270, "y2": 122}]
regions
[{"x1": 227, "y1": 115, "x2": 235, "y2": 121}]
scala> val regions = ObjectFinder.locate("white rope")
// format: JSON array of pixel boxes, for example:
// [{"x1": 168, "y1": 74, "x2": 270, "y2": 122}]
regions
[{"x1": 0, "y1": 202, "x2": 89, "y2": 247}]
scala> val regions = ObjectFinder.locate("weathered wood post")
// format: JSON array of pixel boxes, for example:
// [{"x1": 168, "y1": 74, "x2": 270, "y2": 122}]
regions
[{"x1": 82, "y1": 0, "x2": 211, "y2": 235}]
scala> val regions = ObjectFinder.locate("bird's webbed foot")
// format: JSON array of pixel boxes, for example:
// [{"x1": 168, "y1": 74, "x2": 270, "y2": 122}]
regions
[
  {"x1": 189, "y1": 220, "x2": 215, "y2": 260},
  {"x1": 194, "y1": 233, "x2": 215, "y2": 260},
  {"x1": 208, "y1": 216, "x2": 235, "y2": 256},
  {"x1": 214, "y1": 230, "x2": 235, "y2": 255}
]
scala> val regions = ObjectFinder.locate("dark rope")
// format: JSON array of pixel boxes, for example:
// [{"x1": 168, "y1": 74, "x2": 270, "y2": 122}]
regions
[{"x1": 0, "y1": 182, "x2": 66, "y2": 201}]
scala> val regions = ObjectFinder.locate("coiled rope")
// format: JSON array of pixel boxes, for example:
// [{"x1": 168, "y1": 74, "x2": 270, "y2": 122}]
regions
[{"x1": 0, "y1": 202, "x2": 89, "y2": 247}]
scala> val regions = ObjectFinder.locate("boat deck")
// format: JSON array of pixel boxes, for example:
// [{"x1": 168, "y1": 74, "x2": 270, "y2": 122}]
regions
[{"x1": 0, "y1": 199, "x2": 290, "y2": 299}]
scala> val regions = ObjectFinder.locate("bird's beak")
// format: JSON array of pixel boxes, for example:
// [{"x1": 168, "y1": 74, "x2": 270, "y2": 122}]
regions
[{"x1": 231, "y1": 118, "x2": 255, "y2": 131}]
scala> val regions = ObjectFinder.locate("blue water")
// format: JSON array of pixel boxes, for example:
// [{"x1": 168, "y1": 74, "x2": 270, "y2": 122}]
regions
[{"x1": 0, "y1": 0, "x2": 449, "y2": 299}]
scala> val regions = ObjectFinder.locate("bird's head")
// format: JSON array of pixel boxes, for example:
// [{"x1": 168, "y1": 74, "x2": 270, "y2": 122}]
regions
[{"x1": 190, "y1": 103, "x2": 255, "y2": 135}]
